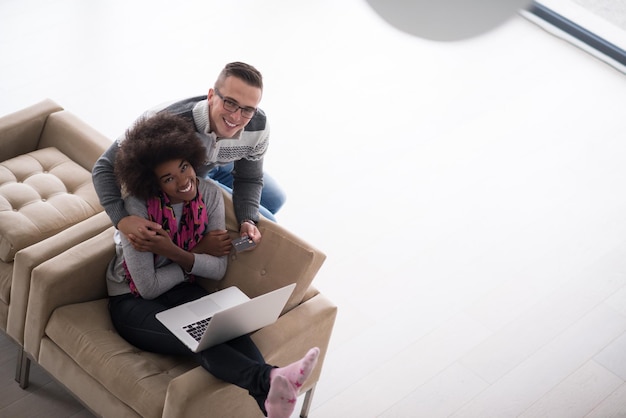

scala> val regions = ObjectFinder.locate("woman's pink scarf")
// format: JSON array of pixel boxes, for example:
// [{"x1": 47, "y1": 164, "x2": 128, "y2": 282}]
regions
[{"x1": 124, "y1": 185, "x2": 208, "y2": 296}]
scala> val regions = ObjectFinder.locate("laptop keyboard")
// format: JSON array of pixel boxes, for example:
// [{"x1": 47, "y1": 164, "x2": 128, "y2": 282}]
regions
[{"x1": 183, "y1": 317, "x2": 211, "y2": 342}]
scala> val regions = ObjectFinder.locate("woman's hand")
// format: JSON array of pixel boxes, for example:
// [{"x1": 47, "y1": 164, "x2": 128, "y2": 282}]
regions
[
  {"x1": 133, "y1": 227, "x2": 177, "y2": 256},
  {"x1": 130, "y1": 227, "x2": 193, "y2": 272},
  {"x1": 192, "y1": 230, "x2": 232, "y2": 256},
  {"x1": 118, "y1": 215, "x2": 163, "y2": 252}
]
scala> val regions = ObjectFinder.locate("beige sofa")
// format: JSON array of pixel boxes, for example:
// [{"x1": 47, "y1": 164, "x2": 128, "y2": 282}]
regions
[
  {"x1": 19, "y1": 189, "x2": 337, "y2": 417},
  {"x1": 0, "y1": 100, "x2": 112, "y2": 383}
]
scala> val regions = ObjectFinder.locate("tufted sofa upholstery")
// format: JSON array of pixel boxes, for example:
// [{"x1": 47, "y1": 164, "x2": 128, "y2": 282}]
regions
[
  {"x1": 0, "y1": 147, "x2": 102, "y2": 262},
  {"x1": 20, "y1": 189, "x2": 337, "y2": 417},
  {"x1": 0, "y1": 99, "x2": 112, "y2": 384}
]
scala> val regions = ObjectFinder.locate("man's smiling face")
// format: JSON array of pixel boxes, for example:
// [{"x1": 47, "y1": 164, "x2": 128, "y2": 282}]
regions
[{"x1": 207, "y1": 76, "x2": 262, "y2": 138}]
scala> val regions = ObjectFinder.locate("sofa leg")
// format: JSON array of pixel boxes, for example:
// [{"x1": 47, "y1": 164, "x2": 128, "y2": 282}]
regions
[
  {"x1": 300, "y1": 384, "x2": 316, "y2": 418},
  {"x1": 15, "y1": 348, "x2": 31, "y2": 389}
]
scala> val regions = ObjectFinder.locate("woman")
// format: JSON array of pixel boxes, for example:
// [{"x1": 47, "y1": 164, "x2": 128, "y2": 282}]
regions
[{"x1": 106, "y1": 112, "x2": 318, "y2": 418}]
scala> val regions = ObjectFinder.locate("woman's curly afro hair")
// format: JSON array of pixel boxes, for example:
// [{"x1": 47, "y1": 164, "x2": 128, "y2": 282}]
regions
[{"x1": 115, "y1": 112, "x2": 207, "y2": 200}]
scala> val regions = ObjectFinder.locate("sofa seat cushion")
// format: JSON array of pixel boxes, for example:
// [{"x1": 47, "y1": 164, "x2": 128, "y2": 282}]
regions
[
  {"x1": 0, "y1": 147, "x2": 101, "y2": 262},
  {"x1": 45, "y1": 298, "x2": 198, "y2": 418}
]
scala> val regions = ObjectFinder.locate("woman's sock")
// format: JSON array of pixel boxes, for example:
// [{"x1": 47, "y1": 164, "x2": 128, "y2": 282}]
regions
[
  {"x1": 270, "y1": 347, "x2": 320, "y2": 391},
  {"x1": 265, "y1": 375, "x2": 296, "y2": 418}
]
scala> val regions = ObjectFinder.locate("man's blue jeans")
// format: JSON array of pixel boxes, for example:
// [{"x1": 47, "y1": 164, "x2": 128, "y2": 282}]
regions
[{"x1": 207, "y1": 162, "x2": 285, "y2": 222}]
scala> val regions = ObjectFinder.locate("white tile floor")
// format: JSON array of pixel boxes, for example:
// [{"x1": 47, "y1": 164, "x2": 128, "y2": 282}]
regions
[{"x1": 2, "y1": 0, "x2": 626, "y2": 416}]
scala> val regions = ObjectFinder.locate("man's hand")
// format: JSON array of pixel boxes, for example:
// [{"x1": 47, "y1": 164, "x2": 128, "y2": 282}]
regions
[
  {"x1": 192, "y1": 230, "x2": 232, "y2": 256},
  {"x1": 118, "y1": 215, "x2": 163, "y2": 252},
  {"x1": 239, "y1": 221, "x2": 261, "y2": 247}
]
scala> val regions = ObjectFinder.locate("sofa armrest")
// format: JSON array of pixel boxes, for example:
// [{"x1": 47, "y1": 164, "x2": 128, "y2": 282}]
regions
[
  {"x1": 23, "y1": 227, "x2": 115, "y2": 360},
  {"x1": 207, "y1": 189, "x2": 326, "y2": 313},
  {"x1": 0, "y1": 99, "x2": 63, "y2": 162},
  {"x1": 252, "y1": 291, "x2": 338, "y2": 393},
  {"x1": 163, "y1": 291, "x2": 338, "y2": 418},
  {"x1": 7, "y1": 211, "x2": 112, "y2": 346},
  {"x1": 39, "y1": 110, "x2": 112, "y2": 171}
]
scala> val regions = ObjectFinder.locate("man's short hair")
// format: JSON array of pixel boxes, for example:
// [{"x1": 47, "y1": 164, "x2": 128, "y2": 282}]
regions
[{"x1": 215, "y1": 61, "x2": 263, "y2": 90}]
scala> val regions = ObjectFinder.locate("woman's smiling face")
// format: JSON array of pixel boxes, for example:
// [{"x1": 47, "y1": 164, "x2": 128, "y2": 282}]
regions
[{"x1": 154, "y1": 159, "x2": 197, "y2": 203}]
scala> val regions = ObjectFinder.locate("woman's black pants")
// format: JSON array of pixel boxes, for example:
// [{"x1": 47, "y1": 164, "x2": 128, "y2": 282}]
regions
[{"x1": 108, "y1": 282, "x2": 273, "y2": 414}]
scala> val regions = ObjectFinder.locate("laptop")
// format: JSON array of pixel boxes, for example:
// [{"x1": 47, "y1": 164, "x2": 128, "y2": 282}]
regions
[{"x1": 156, "y1": 283, "x2": 296, "y2": 353}]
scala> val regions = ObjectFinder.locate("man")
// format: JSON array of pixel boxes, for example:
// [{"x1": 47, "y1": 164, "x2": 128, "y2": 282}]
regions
[{"x1": 93, "y1": 62, "x2": 284, "y2": 255}]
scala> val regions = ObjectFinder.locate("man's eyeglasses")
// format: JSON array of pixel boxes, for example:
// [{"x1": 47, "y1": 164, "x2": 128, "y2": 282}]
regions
[{"x1": 214, "y1": 89, "x2": 257, "y2": 119}]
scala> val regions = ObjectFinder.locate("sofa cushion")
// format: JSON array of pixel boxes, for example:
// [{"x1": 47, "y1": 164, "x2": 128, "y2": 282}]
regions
[
  {"x1": 46, "y1": 299, "x2": 197, "y2": 418},
  {"x1": 0, "y1": 147, "x2": 101, "y2": 262}
]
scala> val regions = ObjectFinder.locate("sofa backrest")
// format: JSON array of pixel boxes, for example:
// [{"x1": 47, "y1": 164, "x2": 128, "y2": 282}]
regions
[
  {"x1": 39, "y1": 111, "x2": 112, "y2": 172},
  {"x1": 0, "y1": 99, "x2": 63, "y2": 162}
]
